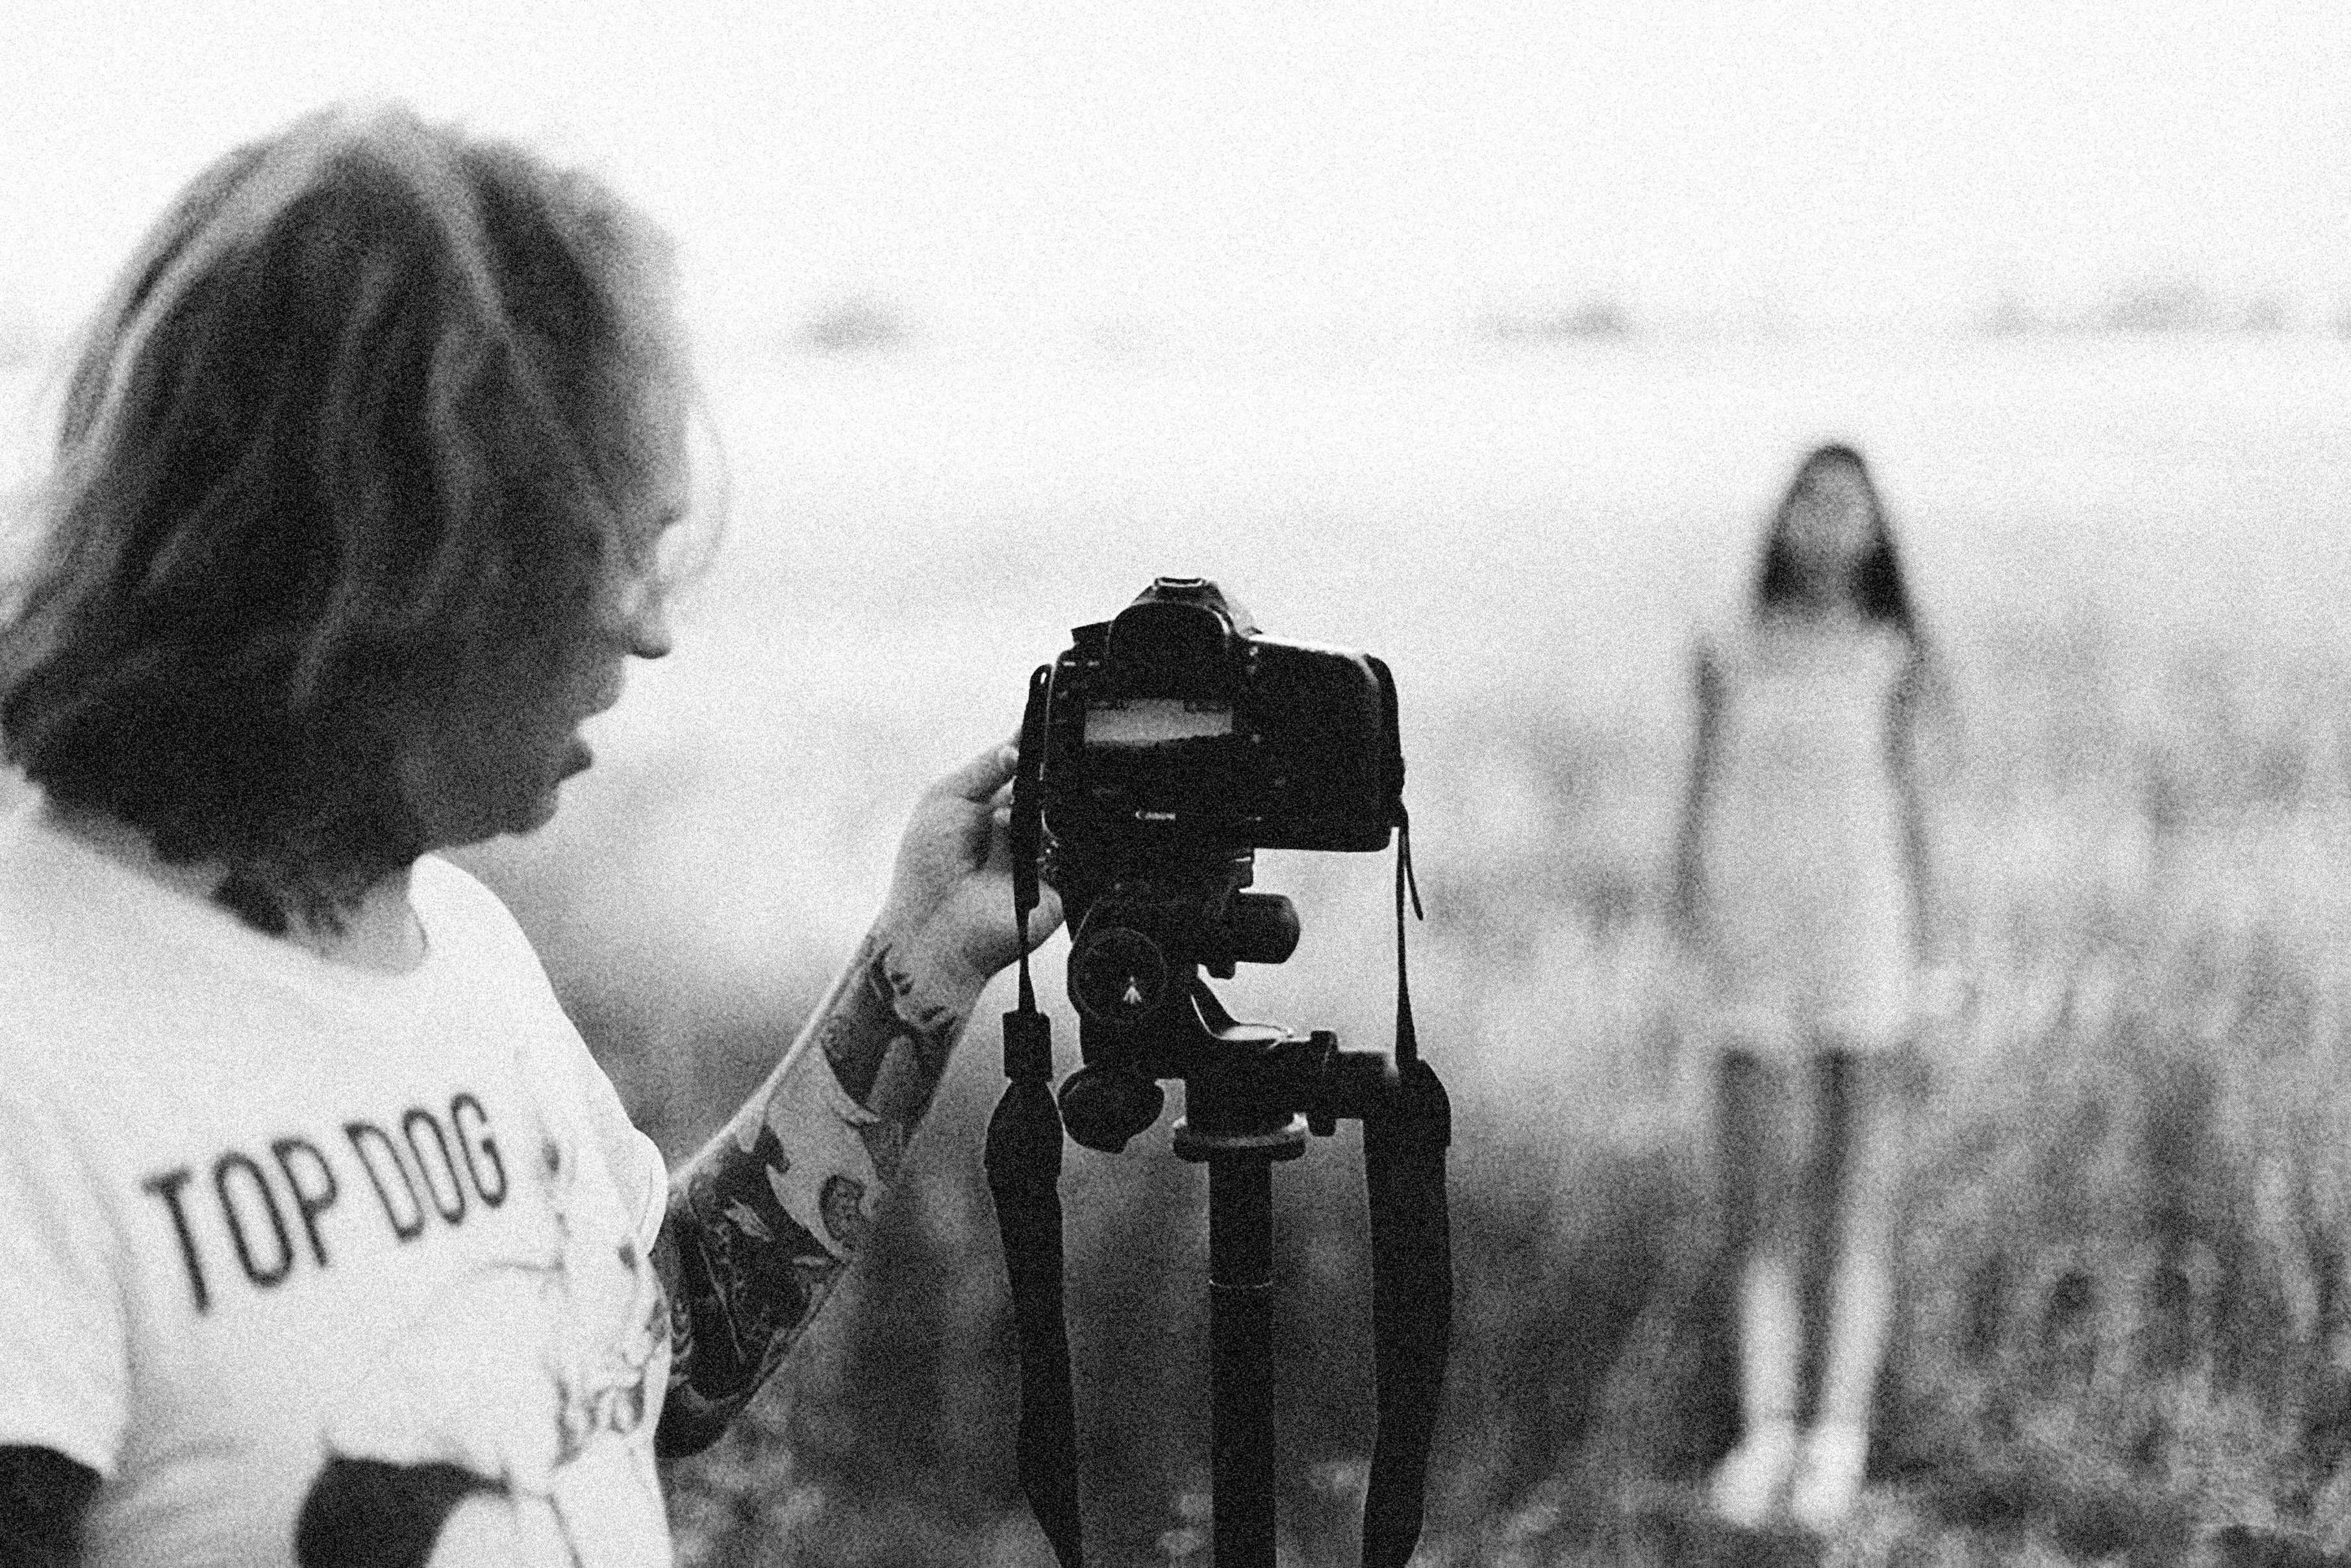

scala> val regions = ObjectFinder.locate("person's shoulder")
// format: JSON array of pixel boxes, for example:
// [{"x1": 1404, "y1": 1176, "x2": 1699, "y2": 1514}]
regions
[
  {"x1": 1688, "y1": 616, "x2": 1746, "y2": 670},
  {"x1": 0, "y1": 802, "x2": 190, "y2": 1085},
  {"x1": 1691, "y1": 615, "x2": 1781, "y2": 688},
  {"x1": 412, "y1": 858, "x2": 639, "y2": 1159},
  {"x1": 0, "y1": 800, "x2": 128, "y2": 983},
  {"x1": 0, "y1": 793, "x2": 74, "y2": 906},
  {"x1": 409, "y1": 852, "x2": 571, "y2": 1013},
  {"x1": 411, "y1": 850, "x2": 513, "y2": 924},
  {"x1": 412, "y1": 852, "x2": 544, "y2": 964}
]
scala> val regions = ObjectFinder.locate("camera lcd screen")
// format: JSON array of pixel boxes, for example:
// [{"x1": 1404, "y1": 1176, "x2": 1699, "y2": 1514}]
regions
[{"x1": 1083, "y1": 698, "x2": 1234, "y2": 749}]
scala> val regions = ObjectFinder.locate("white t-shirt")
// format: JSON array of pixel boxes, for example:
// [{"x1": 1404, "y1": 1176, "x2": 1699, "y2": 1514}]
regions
[{"x1": 0, "y1": 801, "x2": 677, "y2": 1567}]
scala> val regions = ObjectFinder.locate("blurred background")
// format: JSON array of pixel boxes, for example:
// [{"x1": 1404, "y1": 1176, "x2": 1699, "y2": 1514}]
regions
[{"x1": 8, "y1": 3, "x2": 2351, "y2": 1563}]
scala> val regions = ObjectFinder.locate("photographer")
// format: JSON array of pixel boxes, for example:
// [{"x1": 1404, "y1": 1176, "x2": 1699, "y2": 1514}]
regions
[{"x1": 0, "y1": 104, "x2": 1057, "y2": 1567}]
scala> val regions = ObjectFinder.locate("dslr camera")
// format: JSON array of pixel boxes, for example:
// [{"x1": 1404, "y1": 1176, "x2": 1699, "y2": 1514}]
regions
[{"x1": 1016, "y1": 576, "x2": 1405, "y2": 1151}]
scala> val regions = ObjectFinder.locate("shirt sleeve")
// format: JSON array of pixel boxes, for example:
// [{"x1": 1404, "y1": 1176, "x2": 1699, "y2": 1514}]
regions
[
  {"x1": 570, "y1": 1045, "x2": 670, "y2": 1258},
  {"x1": 0, "y1": 1081, "x2": 131, "y2": 1478},
  {"x1": 417, "y1": 854, "x2": 670, "y2": 1251}
]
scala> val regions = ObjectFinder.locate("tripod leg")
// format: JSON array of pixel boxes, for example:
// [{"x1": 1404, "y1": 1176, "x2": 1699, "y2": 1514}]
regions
[{"x1": 1209, "y1": 1153, "x2": 1277, "y2": 1568}]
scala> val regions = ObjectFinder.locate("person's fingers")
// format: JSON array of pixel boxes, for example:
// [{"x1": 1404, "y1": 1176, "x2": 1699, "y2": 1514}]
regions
[
  {"x1": 933, "y1": 740, "x2": 1019, "y2": 803},
  {"x1": 975, "y1": 801, "x2": 1024, "y2": 880}
]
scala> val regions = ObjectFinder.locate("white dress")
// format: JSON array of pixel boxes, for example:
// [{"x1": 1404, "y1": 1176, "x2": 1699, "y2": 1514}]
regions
[{"x1": 1688, "y1": 617, "x2": 1918, "y2": 1056}]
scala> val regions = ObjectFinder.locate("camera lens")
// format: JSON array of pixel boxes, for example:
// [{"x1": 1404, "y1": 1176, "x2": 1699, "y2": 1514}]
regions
[{"x1": 1069, "y1": 925, "x2": 1173, "y2": 1024}]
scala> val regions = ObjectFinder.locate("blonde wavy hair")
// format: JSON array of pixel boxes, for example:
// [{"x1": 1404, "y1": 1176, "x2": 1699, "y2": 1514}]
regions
[{"x1": 0, "y1": 103, "x2": 696, "y2": 925}]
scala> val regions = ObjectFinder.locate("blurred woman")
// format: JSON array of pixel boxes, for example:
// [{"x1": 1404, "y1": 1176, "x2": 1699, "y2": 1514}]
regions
[
  {"x1": 1672, "y1": 444, "x2": 1949, "y2": 1532},
  {"x1": 0, "y1": 105, "x2": 1055, "y2": 1567}
]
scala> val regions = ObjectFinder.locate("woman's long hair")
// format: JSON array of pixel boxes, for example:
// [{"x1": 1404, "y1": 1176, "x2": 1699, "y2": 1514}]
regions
[
  {"x1": 1752, "y1": 443, "x2": 1922, "y2": 638},
  {"x1": 0, "y1": 103, "x2": 695, "y2": 927},
  {"x1": 1746, "y1": 443, "x2": 1956, "y2": 797}
]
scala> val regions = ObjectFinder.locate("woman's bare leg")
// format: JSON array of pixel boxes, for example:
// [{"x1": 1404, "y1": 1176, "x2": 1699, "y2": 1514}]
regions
[
  {"x1": 1710, "y1": 1047, "x2": 1813, "y2": 1525},
  {"x1": 1790, "y1": 1049, "x2": 1906, "y2": 1530}
]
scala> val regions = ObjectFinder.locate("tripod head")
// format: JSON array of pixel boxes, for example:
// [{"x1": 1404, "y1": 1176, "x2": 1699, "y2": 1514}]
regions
[{"x1": 1051, "y1": 840, "x2": 1304, "y2": 1153}]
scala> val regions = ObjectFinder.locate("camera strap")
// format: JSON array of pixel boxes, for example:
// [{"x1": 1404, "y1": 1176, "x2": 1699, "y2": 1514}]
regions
[
  {"x1": 1357, "y1": 801, "x2": 1452, "y2": 1568},
  {"x1": 986, "y1": 667, "x2": 1086, "y2": 1568},
  {"x1": 1392, "y1": 804, "x2": 1424, "y2": 1066}
]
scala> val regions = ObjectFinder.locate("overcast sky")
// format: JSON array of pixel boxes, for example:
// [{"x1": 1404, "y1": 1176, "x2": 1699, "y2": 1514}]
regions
[{"x1": 5, "y1": 0, "x2": 2347, "y2": 347}]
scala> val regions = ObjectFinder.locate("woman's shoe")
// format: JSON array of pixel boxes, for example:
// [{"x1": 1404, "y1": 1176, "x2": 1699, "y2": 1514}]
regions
[
  {"x1": 1707, "y1": 1418, "x2": 1798, "y2": 1528},
  {"x1": 1787, "y1": 1419, "x2": 1869, "y2": 1532}
]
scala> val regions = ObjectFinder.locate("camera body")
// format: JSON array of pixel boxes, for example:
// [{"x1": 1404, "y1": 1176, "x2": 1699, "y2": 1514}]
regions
[
  {"x1": 1036, "y1": 576, "x2": 1403, "y2": 860},
  {"x1": 1020, "y1": 577, "x2": 1403, "y2": 1147}
]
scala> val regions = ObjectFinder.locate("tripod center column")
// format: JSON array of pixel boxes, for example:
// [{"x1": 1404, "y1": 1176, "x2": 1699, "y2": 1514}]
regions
[{"x1": 1208, "y1": 1150, "x2": 1277, "y2": 1568}]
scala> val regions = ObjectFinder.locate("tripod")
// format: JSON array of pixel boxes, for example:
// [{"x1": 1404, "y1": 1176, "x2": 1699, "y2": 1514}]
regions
[{"x1": 988, "y1": 964, "x2": 1452, "y2": 1568}]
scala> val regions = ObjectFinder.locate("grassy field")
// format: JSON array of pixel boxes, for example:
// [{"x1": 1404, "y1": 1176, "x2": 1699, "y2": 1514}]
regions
[
  {"x1": 603, "y1": 616, "x2": 2351, "y2": 1568},
  {"x1": 12, "y1": 335, "x2": 2351, "y2": 1564}
]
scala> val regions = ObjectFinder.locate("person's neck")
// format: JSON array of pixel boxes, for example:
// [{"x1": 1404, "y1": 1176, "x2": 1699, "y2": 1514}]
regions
[{"x1": 48, "y1": 804, "x2": 427, "y2": 975}]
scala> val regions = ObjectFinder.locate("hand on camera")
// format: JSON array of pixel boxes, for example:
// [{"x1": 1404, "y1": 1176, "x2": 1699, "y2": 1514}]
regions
[{"x1": 876, "y1": 738, "x2": 1064, "y2": 1002}]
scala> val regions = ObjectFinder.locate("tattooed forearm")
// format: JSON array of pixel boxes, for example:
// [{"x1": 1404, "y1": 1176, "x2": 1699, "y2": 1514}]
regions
[{"x1": 653, "y1": 927, "x2": 978, "y2": 1458}]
